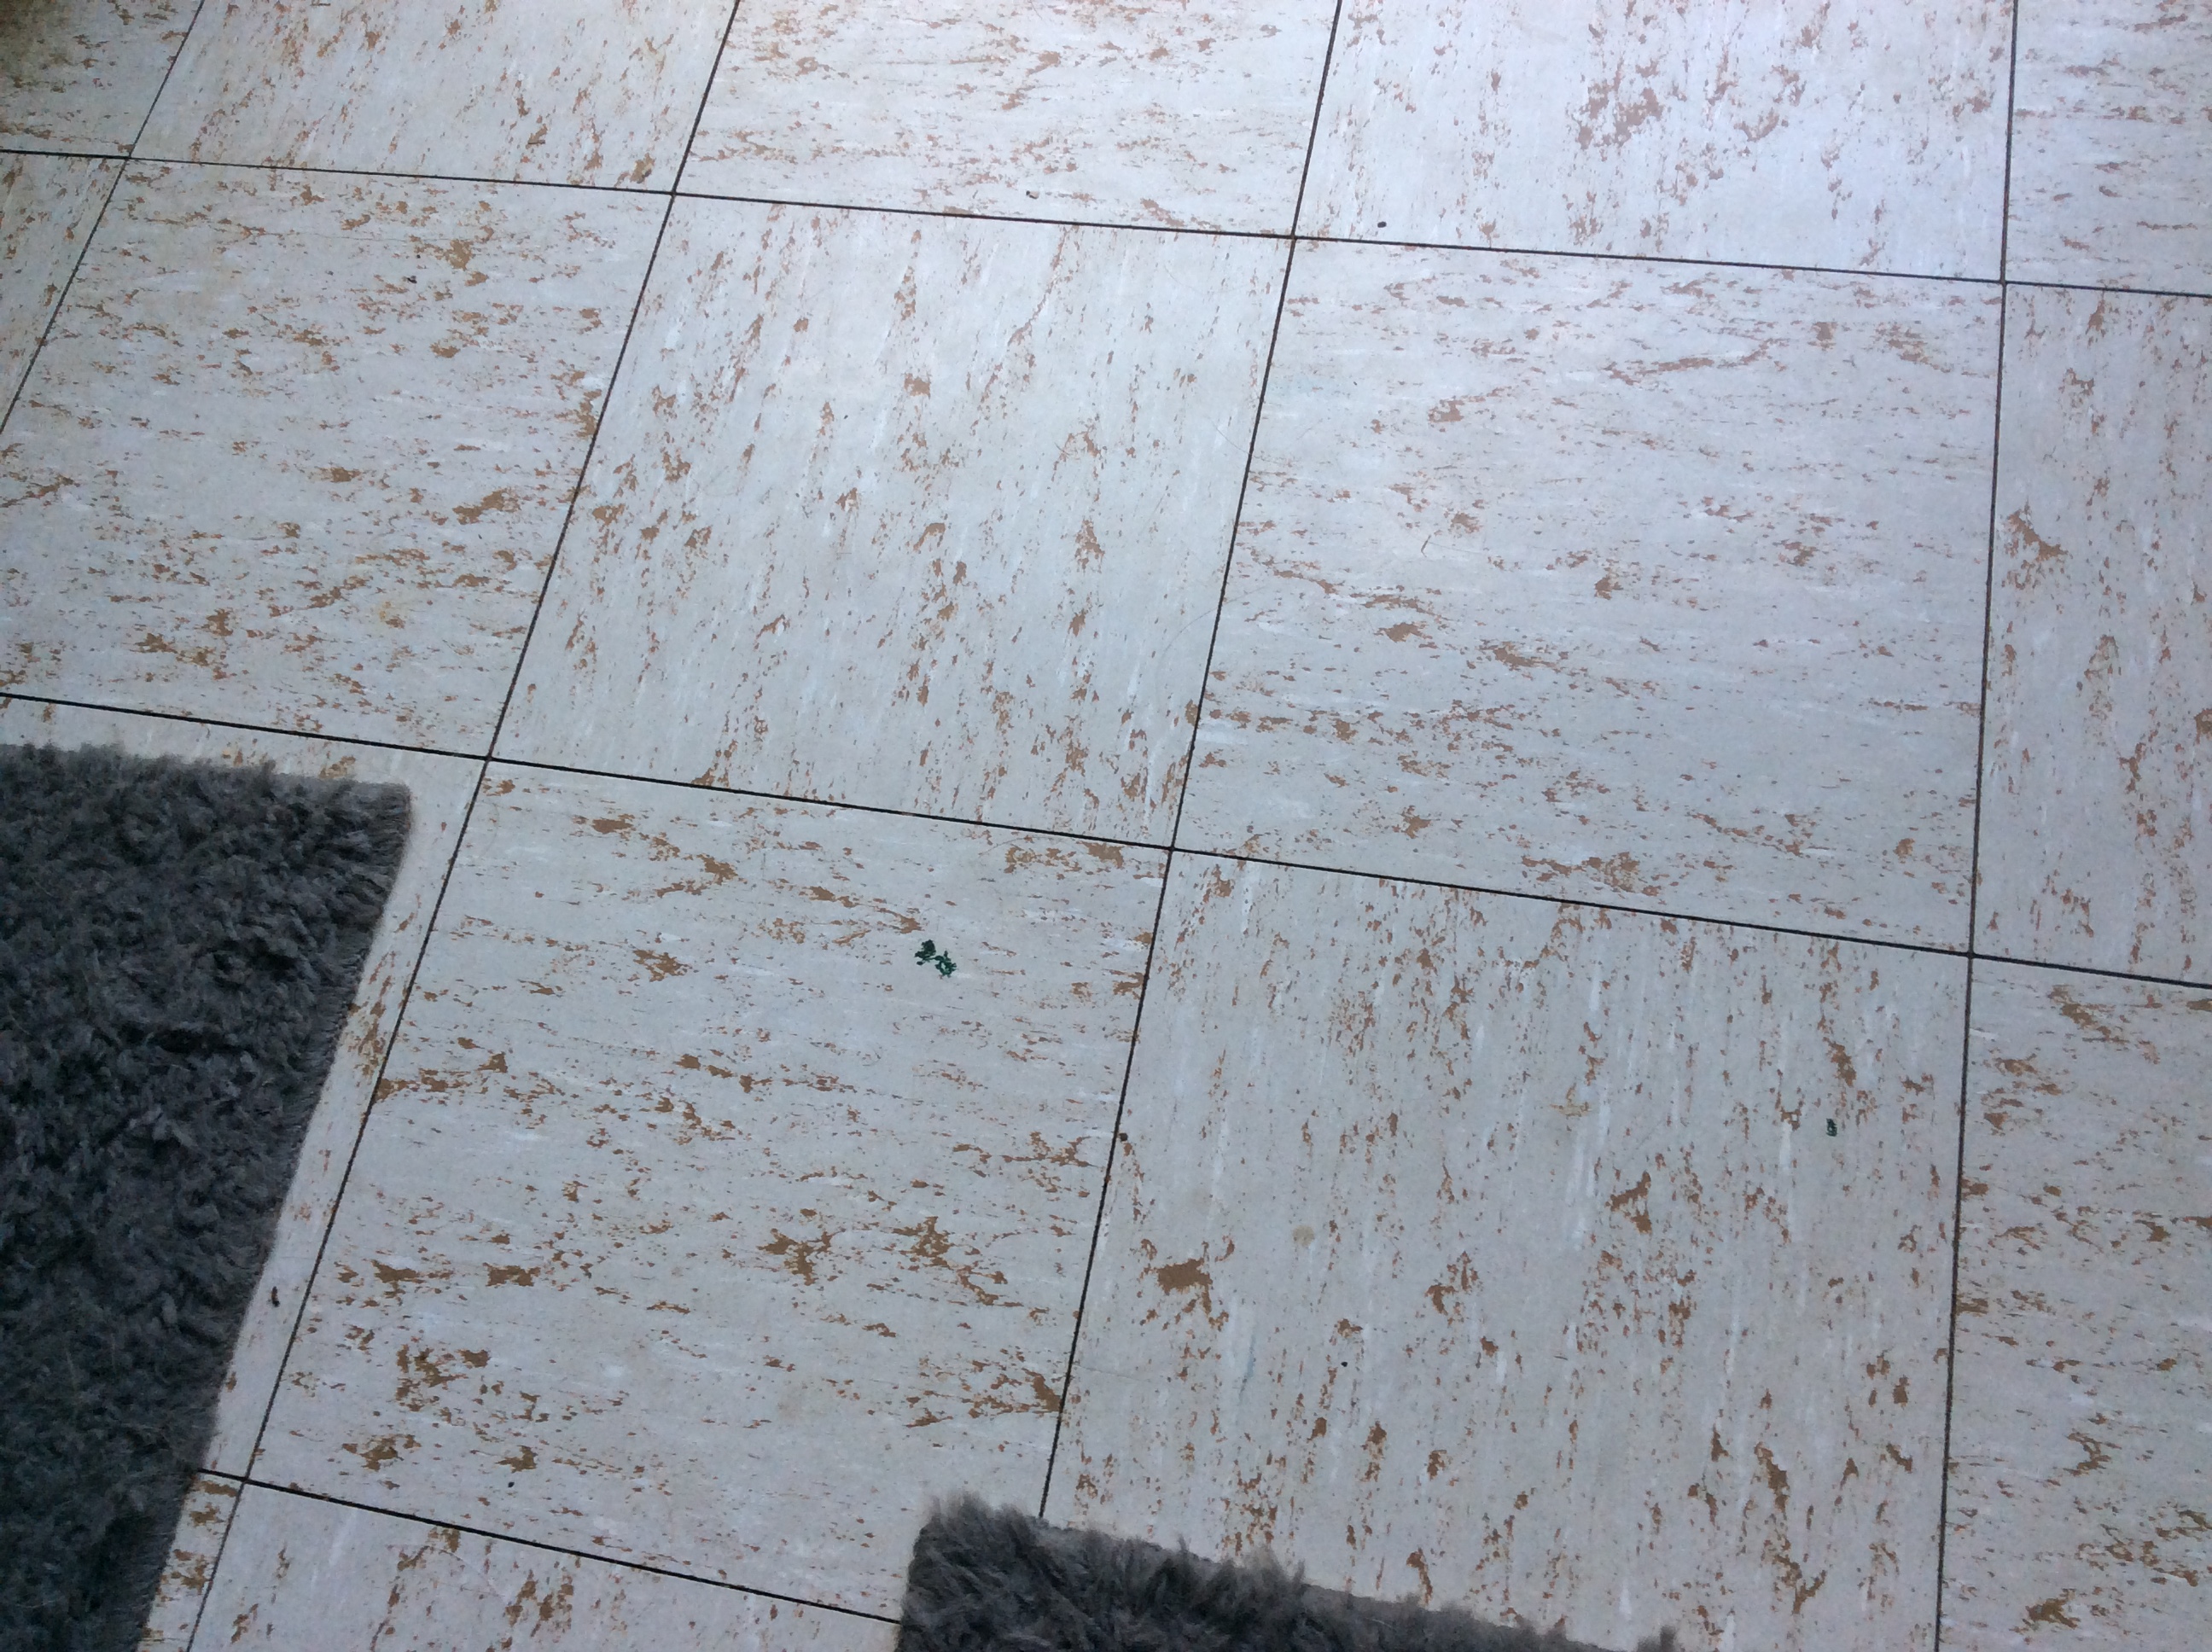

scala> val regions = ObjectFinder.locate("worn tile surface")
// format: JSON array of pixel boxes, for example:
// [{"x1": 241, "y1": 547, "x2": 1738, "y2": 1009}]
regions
[
  {"x1": 0, "y1": 152, "x2": 113, "y2": 407},
  {"x1": 0, "y1": 164, "x2": 657, "y2": 748},
  {"x1": 504, "y1": 201, "x2": 1279, "y2": 841},
  {"x1": 196, "y1": 1485, "x2": 896, "y2": 1649},
  {"x1": 0, "y1": 697, "x2": 481, "y2": 1473},
  {"x1": 137, "y1": 0, "x2": 733, "y2": 189},
  {"x1": 684, "y1": 1, "x2": 1335, "y2": 233},
  {"x1": 1302, "y1": 0, "x2": 2011, "y2": 277},
  {"x1": 258, "y1": 766, "x2": 1163, "y2": 1614},
  {"x1": 137, "y1": 1474, "x2": 240, "y2": 1649},
  {"x1": 1048, "y1": 856, "x2": 1965, "y2": 1652},
  {"x1": 0, "y1": 0, "x2": 190, "y2": 154},
  {"x1": 1944, "y1": 964, "x2": 2212, "y2": 1649},
  {"x1": 2008, "y1": 1, "x2": 2212, "y2": 295},
  {"x1": 1979, "y1": 286, "x2": 2211, "y2": 984},
  {"x1": 1180, "y1": 243, "x2": 1996, "y2": 943}
]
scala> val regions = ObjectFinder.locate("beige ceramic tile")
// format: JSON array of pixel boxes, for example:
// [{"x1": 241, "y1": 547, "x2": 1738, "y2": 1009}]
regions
[
  {"x1": 1302, "y1": 1, "x2": 2011, "y2": 277},
  {"x1": 503, "y1": 201, "x2": 1279, "y2": 842},
  {"x1": 198, "y1": 1485, "x2": 896, "y2": 1649},
  {"x1": 0, "y1": 164, "x2": 658, "y2": 748},
  {"x1": 2008, "y1": 2, "x2": 2212, "y2": 294},
  {"x1": 0, "y1": 698, "x2": 480, "y2": 1473},
  {"x1": 684, "y1": 1, "x2": 1335, "y2": 233},
  {"x1": 0, "y1": 0, "x2": 191, "y2": 154},
  {"x1": 0, "y1": 151, "x2": 113, "y2": 405},
  {"x1": 137, "y1": 1474, "x2": 241, "y2": 1649},
  {"x1": 1943, "y1": 964, "x2": 2212, "y2": 1649},
  {"x1": 137, "y1": 1, "x2": 732, "y2": 189},
  {"x1": 257, "y1": 765, "x2": 1163, "y2": 1614},
  {"x1": 1049, "y1": 855, "x2": 1965, "y2": 1652},
  {"x1": 1179, "y1": 242, "x2": 1996, "y2": 944},
  {"x1": 1978, "y1": 286, "x2": 2210, "y2": 984}
]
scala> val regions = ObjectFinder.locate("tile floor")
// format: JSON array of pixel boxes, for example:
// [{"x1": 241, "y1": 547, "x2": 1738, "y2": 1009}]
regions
[{"x1": 0, "y1": 5, "x2": 2203, "y2": 1650}]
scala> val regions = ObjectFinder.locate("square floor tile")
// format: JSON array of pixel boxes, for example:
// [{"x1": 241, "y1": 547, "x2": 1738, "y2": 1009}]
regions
[
  {"x1": 198, "y1": 1485, "x2": 894, "y2": 1648},
  {"x1": 257, "y1": 766, "x2": 1163, "y2": 1614},
  {"x1": 138, "y1": 1473, "x2": 240, "y2": 1649},
  {"x1": 137, "y1": 1, "x2": 732, "y2": 189},
  {"x1": 0, "y1": 0, "x2": 191, "y2": 154},
  {"x1": 0, "y1": 164, "x2": 658, "y2": 747},
  {"x1": 684, "y1": 1, "x2": 1336, "y2": 233},
  {"x1": 503, "y1": 201, "x2": 1279, "y2": 842},
  {"x1": 1048, "y1": 856, "x2": 1965, "y2": 1651},
  {"x1": 1180, "y1": 242, "x2": 1996, "y2": 943},
  {"x1": 1943, "y1": 963, "x2": 2212, "y2": 1650},
  {"x1": 1302, "y1": 0, "x2": 2011, "y2": 276},
  {"x1": 1978, "y1": 286, "x2": 2211, "y2": 983},
  {"x1": 2008, "y1": 2, "x2": 2212, "y2": 295},
  {"x1": 0, "y1": 698, "x2": 480, "y2": 1474},
  {"x1": 0, "y1": 152, "x2": 113, "y2": 405}
]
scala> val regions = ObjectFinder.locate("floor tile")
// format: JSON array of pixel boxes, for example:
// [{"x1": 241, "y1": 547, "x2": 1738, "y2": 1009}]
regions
[
  {"x1": 1978, "y1": 286, "x2": 2210, "y2": 984},
  {"x1": 0, "y1": 151, "x2": 113, "y2": 406},
  {"x1": 0, "y1": 0, "x2": 191, "y2": 155},
  {"x1": 0, "y1": 698, "x2": 480, "y2": 1473},
  {"x1": 684, "y1": 1, "x2": 1335, "y2": 233},
  {"x1": 0, "y1": 163, "x2": 658, "y2": 748},
  {"x1": 1943, "y1": 963, "x2": 2212, "y2": 1650},
  {"x1": 2008, "y1": 2, "x2": 2212, "y2": 295},
  {"x1": 196, "y1": 1485, "x2": 895, "y2": 1649},
  {"x1": 1180, "y1": 242, "x2": 1997, "y2": 943},
  {"x1": 503, "y1": 201, "x2": 1279, "y2": 842},
  {"x1": 257, "y1": 765, "x2": 1163, "y2": 1614},
  {"x1": 136, "y1": 2, "x2": 733, "y2": 189},
  {"x1": 1301, "y1": 0, "x2": 2011, "y2": 277},
  {"x1": 1048, "y1": 855, "x2": 1965, "y2": 1652},
  {"x1": 137, "y1": 1474, "x2": 240, "y2": 1649}
]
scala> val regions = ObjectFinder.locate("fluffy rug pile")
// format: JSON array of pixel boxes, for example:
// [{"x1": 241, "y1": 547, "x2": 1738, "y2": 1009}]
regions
[
  {"x1": 0, "y1": 743, "x2": 409, "y2": 1652},
  {"x1": 898, "y1": 1498, "x2": 1675, "y2": 1652}
]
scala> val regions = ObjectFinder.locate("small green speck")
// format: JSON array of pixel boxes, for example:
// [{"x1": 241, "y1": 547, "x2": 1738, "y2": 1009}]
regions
[{"x1": 915, "y1": 939, "x2": 956, "y2": 977}]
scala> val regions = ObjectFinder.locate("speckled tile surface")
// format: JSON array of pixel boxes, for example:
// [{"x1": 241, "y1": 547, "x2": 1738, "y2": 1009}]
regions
[
  {"x1": 0, "y1": 151, "x2": 113, "y2": 405},
  {"x1": 196, "y1": 1485, "x2": 896, "y2": 1649},
  {"x1": 0, "y1": 164, "x2": 657, "y2": 747},
  {"x1": 0, "y1": 697, "x2": 480, "y2": 1474},
  {"x1": 137, "y1": 1, "x2": 733, "y2": 189},
  {"x1": 256, "y1": 765, "x2": 1162, "y2": 1614},
  {"x1": 137, "y1": 1474, "x2": 239, "y2": 1649},
  {"x1": 1179, "y1": 242, "x2": 1996, "y2": 943},
  {"x1": 1047, "y1": 855, "x2": 1965, "y2": 1652},
  {"x1": 504, "y1": 201, "x2": 1279, "y2": 841},
  {"x1": 1943, "y1": 964, "x2": 2212, "y2": 1650},
  {"x1": 684, "y1": 1, "x2": 1336, "y2": 233},
  {"x1": 1301, "y1": 0, "x2": 2011, "y2": 276},
  {"x1": 2008, "y1": 2, "x2": 2212, "y2": 295},
  {"x1": 0, "y1": 0, "x2": 191, "y2": 154},
  {"x1": 1979, "y1": 286, "x2": 2210, "y2": 985}
]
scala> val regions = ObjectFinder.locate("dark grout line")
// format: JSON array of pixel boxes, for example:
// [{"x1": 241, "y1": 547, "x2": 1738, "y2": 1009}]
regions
[
  {"x1": 670, "y1": 183, "x2": 1295, "y2": 243},
  {"x1": 1967, "y1": 949, "x2": 2212, "y2": 993},
  {"x1": 218, "y1": 1477, "x2": 901, "y2": 1626},
  {"x1": 1296, "y1": 229, "x2": 2011, "y2": 289},
  {"x1": 107, "y1": 149, "x2": 678, "y2": 199},
  {"x1": 2000, "y1": 272, "x2": 2212, "y2": 305}
]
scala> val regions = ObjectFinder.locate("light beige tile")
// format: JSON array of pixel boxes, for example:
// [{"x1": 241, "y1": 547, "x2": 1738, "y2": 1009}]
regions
[
  {"x1": 0, "y1": 164, "x2": 658, "y2": 748},
  {"x1": 1943, "y1": 964, "x2": 2212, "y2": 1650},
  {"x1": 1302, "y1": 1, "x2": 2011, "y2": 277},
  {"x1": 0, "y1": 152, "x2": 113, "y2": 405},
  {"x1": 198, "y1": 1485, "x2": 895, "y2": 1649},
  {"x1": 137, "y1": 1, "x2": 731, "y2": 189},
  {"x1": 0, "y1": 698, "x2": 480, "y2": 1473},
  {"x1": 684, "y1": 1, "x2": 1335, "y2": 233},
  {"x1": 1179, "y1": 243, "x2": 1996, "y2": 944},
  {"x1": 0, "y1": 0, "x2": 191, "y2": 154},
  {"x1": 503, "y1": 201, "x2": 1279, "y2": 842},
  {"x1": 257, "y1": 765, "x2": 1163, "y2": 1614},
  {"x1": 1049, "y1": 856, "x2": 1965, "y2": 1652},
  {"x1": 137, "y1": 1474, "x2": 240, "y2": 1649},
  {"x1": 2008, "y1": 2, "x2": 2212, "y2": 294}
]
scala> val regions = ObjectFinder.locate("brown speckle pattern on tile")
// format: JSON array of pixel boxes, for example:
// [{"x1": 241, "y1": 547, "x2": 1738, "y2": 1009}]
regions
[
  {"x1": 0, "y1": 0, "x2": 193, "y2": 154},
  {"x1": 136, "y1": 1474, "x2": 239, "y2": 1649},
  {"x1": 0, "y1": 153, "x2": 115, "y2": 406}
]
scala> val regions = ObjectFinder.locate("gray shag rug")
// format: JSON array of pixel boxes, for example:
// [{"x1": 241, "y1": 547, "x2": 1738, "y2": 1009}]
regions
[
  {"x1": 898, "y1": 1498, "x2": 1676, "y2": 1652},
  {"x1": 0, "y1": 742, "x2": 410, "y2": 1652}
]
